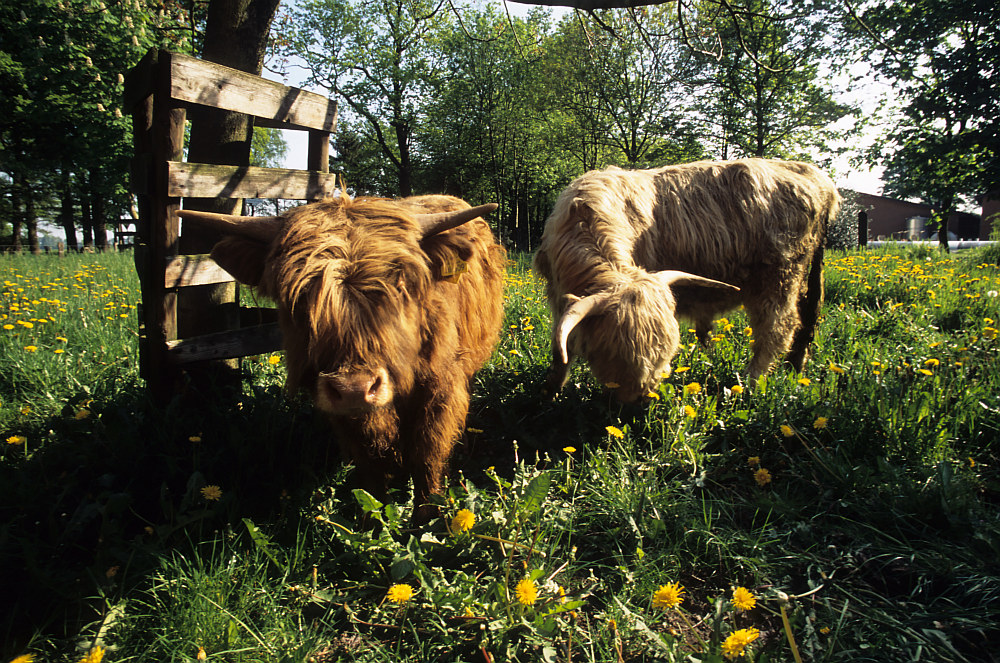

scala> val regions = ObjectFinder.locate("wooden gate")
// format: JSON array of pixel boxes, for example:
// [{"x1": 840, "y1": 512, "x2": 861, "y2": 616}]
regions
[{"x1": 123, "y1": 49, "x2": 338, "y2": 402}]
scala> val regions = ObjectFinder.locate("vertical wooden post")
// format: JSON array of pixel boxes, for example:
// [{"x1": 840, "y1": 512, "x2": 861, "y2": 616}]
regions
[{"x1": 133, "y1": 51, "x2": 186, "y2": 402}]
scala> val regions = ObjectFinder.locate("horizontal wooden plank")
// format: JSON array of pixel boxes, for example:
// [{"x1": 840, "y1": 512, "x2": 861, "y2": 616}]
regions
[
  {"x1": 166, "y1": 323, "x2": 283, "y2": 364},
  {"x1": 169, "y1": 52, "x2": 338, "y2": 132},
  {"x1": 164, "y1": 254, "x2": 235, "y2": 288},
  {"x1": 168, "y1": 161, "x2": 339, "y2": 200}
]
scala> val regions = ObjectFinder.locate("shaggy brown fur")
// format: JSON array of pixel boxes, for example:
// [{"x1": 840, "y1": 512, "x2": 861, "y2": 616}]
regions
[
  {"x1": 533, "y1": 158, "x2": 840, "y2": 402},
  {"x1": 208, "y1": 194, "x2": 506, "y2": 523}
]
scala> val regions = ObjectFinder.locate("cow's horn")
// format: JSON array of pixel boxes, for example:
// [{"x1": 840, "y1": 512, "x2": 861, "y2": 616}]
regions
[
  {"x1": 177, "y1": 210, "x2": 282, "y2": 243},
  {"x1": 555, "y1": 291, "x2": 612, "y2": 365},
  {"x1": 416, "y1": 203, "x2": 498, "y2": 237},
  {"x1": 656, "y1": 270, "x2": 741, "y2": 292}
]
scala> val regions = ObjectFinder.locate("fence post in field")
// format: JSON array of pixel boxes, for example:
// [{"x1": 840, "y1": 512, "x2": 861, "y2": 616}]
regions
[{"x1": 123, "y1": 49, "x2": 339, "y2": 404}]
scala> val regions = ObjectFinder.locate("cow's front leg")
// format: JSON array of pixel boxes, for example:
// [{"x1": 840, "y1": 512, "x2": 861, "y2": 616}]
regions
[
  {"x1": 406, "y1": 382, "x2": 470, "y2": 525},
  {"x1": 541, "y1": 335, "x2": 571, "y2": 399}
]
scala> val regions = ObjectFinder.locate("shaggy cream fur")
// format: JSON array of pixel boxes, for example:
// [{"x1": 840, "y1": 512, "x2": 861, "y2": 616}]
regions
[{"x1": 534, "y1": 158, "x2": 840, "y2": 402}]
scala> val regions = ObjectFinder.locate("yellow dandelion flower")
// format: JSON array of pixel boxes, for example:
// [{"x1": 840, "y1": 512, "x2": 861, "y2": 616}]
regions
[
  {"x1": 54, "y1": 348, "x2": 65, "y2": 354},
  {"x1": 78, "y1": 646, "x2": 106, "y2": 663},
  {"x1": 197, "y1": 646, "x2": 207, "y2": 660},
  {"x1": 267, "y1": 355, "x2": 281, "y2": 365},
  {"x1": 780, "y1": 424, "x2": 795, "y2": 438},
  {"x1": 813, "y1": 416, "x2": 828, "y2": 430},
  {"x1": 647, "y1": 390, "x2": 660, "y2": 400},
  {"x1": 684, "y1": 382, "x2": 702, "y2": 395},
  {"x1": 24, "y1": 345, "x2": 37, "y2": 353},
  {"x1": 386, "y1": 583, "x2": 414, "y2": 604},
  {"x1": 754, "y1": 468, "x2": 772, "y2": 486},
  {"x1": 189, "y1": 435, "x2": 202, "y2": 443},
  {"x1": 730, "y1": 385, "x2": 744, "y2": 395},
  {"x1": 673, "y1": 366, "x2": 690, "y2": 373},
  {"x1": 917, "y1": 368, "x2": 933, "y2": 376},
  {"x1": 731, "y1": 587, "x2": 756, "y2": 611},
  {"x1": 451, "y1": 508, "x2": 475, "y2": 533},
  {"x1": 652, "y1": 582, "x2": 685, "y2": 609},
  {"x1": 983, "y1": 327, "x2": 998, "y2": 340},
  {"x1": 820, "y1": 626, "x2": 831, "y2": 634},
  {"x1": 515, "y1": 578, "x2": 538, "y2": 606},
  {"x1": 747, "y1": 456, "x2": 760, "y2": 467},
  {"x1": 797, "y1": 377, "x2": 811, "y2": 386},
  {"x1": 923, "y1": 358, "x2": 940, "y2": 367},
  {"x1": 563, "y1": 446, "x2": 576, "y2": 453},
  {"x1": 200, "y1": 485, "x2": 223, "y2": 501},
  {"x1": 683, "y1": 404, "x2": 697, "y2": 418},
  {"x1": 20, "y1": 406, "x2": 30, "y2": 415},
  {"x1": 10, "y1": 655, "x2": 35, "y2": 663},
  {"x1": 743, "y1": 326, "x2": 753, "y2": 336},
  {"x1": 606, "y1": 425, "x2": 624, "y2": 439},
  {"x1": 722, "y1": 627, "x2": 760, "y2": 660},
  {"x1": 2, "y1": 324, "x2": 13, "y2": 330},
  {"x1": 828, "y1": 362, "x2": 845, "y2": 374},
  {"x1": 7, "y1": 435, "x2": 26, "y2": 446}
]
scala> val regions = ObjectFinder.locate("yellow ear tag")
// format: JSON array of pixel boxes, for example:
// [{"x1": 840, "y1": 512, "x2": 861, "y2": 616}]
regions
[{"x1": 441, "y1": 259, "x2": 469, "y2": 283}]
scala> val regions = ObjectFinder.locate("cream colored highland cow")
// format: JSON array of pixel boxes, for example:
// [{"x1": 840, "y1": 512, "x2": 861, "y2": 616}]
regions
[{"x1": 533, "y1": 158, "x2": 841, "y2": 402}]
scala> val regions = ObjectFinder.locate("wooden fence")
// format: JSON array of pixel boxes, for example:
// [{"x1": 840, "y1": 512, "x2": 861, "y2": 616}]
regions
[{"x1": 123, "y1": 49, "x2": 338, "y2": 402}]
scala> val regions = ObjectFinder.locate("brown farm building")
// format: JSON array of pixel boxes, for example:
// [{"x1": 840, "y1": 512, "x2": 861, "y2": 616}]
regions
[{"x1": 851, "y1": 191, "x2": 998, "y2": 242}]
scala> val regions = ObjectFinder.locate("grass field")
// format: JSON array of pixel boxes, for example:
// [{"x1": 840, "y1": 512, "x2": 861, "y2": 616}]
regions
[{"x1": 2, "y1": 246, "x2": 999, "y2": 662}]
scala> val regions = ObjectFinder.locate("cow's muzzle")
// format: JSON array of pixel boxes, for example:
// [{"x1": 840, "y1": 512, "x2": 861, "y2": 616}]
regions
[{"x1": 316, "y1": 367, "x2": 392, "y2": 414}]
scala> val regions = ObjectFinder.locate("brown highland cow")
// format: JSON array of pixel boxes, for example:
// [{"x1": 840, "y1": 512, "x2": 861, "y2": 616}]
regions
[
  {"x1": 533, "y1": 158, "x2": 840, "y2": 402},
  {"x1": 179, "y1": 194, "x2": 505, "y2": 523}
]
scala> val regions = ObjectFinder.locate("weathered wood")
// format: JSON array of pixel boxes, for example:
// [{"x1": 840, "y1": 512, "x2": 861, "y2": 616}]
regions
[
  {"x1": 166, "y1": 323, "x2": 283, "y2": 363},
  {"x1": 307, "y1": 129, "x2": 331, "y2": 175},
  {"x1": 122, "y1": 48, "x2": 159, "y2": 111},
  {"x1": 169, "y1": 52, "x2": 338, "y2": 132},
  {"x1": 126, "y1": 49, "x2": 338, "y2": 402},
  {"x1": 167, "y1": 161, "x2": 339, "y2": 200},
  {"x1": 164, "y1": 254, "x2": 235, "y2": 288}
]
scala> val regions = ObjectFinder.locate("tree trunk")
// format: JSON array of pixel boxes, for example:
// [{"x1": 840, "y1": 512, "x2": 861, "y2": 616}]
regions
[
  {"x1": 179, "y1": 0, "x2": 280, "y2": 392},
  {"x1": 25, "y1": 191, "x2": 40, "y2": 255},
  {"x1": 91, "y1": 169, "x2": 108, "y2": 251},
  {"x1": 81, "y1": 173, "x2": 94, "y2": 250},
  {"x1": 10, "y1": 171, "x2": 24, "y2": 252},
  {"x1": 60, "y1": 167, "x2": 79, "y2": 252}
]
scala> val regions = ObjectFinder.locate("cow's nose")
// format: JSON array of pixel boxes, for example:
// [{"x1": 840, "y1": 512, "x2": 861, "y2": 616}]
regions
[{"x1": 319, "y1": 368, "x2": 390, "y2": 412}]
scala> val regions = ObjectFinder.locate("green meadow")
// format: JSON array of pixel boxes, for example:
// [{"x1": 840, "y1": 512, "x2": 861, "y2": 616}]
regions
[{"x1": 2, "y1": 246, "x2": 999, "y2": 662}]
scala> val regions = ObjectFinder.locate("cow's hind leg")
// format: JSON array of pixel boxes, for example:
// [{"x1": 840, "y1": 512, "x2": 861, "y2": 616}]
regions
[
  {"x1": 786, "y1": 247, "x2": 825, "y2": 372},
  {"x1": 746, "y1": 297, "x2": 799, "y2": 381}
]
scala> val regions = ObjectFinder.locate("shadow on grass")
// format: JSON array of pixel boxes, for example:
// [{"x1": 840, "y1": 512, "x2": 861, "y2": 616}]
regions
[{"x1": 0, "y1": 369, "x2": 339, "y2": 655}]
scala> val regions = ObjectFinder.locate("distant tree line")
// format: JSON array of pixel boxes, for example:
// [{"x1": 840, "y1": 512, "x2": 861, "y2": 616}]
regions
[{"x1": 2, "y1": 0, "x2": 995, "y2": 252}]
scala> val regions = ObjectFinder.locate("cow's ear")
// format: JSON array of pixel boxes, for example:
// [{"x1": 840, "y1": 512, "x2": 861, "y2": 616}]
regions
[{"x1": 210, "y1": 236, "x2": 269, "y2": 288}]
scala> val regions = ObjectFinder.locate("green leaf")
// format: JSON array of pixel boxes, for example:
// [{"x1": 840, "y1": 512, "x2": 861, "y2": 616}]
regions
[
  {"x1": 522, "y1": 472, "x2": 551, "y2": 513},
  {"x1": 353, "y1": 489, "x2": 384, "y2": 513}
]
